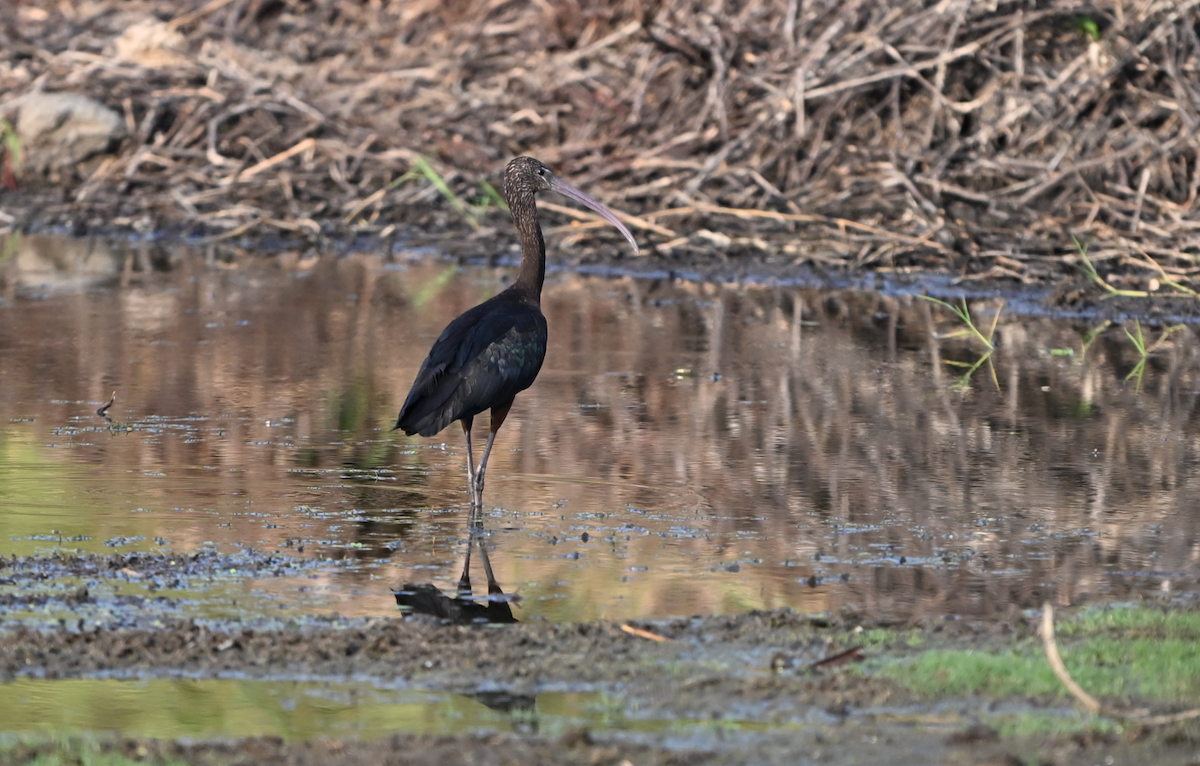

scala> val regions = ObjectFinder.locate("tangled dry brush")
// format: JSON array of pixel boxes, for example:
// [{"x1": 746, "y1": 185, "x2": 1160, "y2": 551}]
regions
[{"x1": 3, "y1": 0, "x2": 1200, "y2": 281}]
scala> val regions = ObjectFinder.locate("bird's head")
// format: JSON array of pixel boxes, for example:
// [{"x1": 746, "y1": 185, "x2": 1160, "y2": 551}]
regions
[
  {"x1": 502, "y1": 156, "x2": 639, "y2": 254},
  {"x1": 505, "y1": 156, "x2": 554, "y2": 198}
]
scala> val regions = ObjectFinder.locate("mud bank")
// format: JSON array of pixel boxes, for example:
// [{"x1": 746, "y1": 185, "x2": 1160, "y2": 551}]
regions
[{"x1": 3, "y1": 597, "x2": 1200, "y2": 766}]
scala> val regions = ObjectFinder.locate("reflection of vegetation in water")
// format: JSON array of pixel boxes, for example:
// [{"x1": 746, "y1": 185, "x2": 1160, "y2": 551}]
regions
[
  {"x1": 292, "y1": 447, "x2": 322, "y2": 468},
  {"x1": 923, "y1": 289, "x2": 1188, "y2": 397},
  {"x1": 1079, "y1": 319, "x2": 1110, "y2": 357},
  {"x1": 1124, "y1": 319, "x2": 1150, "y2": 393},
  {"x1": 0, "y1": 679, "x2": 517, "y2": 742},
  {"x1": 880, "y1": 606, "x2": 1200, "y2": 705},
  {"x1": 507, "y1": 540, "x2": 787, "y2": 623},
  {"x1": 393, "y1": 261, "x2": 500, "y2": 316},
  {"x1": 323, "y1": 373, "x2": 394, "y2": 470},
  {"x1": 920, "y1": 297, "x2": 997, "y2": 352},
  {"x1": 0, "y1": 427, "x2": 158, "y2": 556},
  {"x1": 327, "y1": 374, "x2": 376, "y2": 434},
  {"x1": 0, "y1": 682, "x2": 720, "y2": 746},
  {"x1": 6, "y1": 256, "x2": 1200, "y2": 624},
  {"x1": 407, "y1": 263, "x2": 460, "y2": 311}
]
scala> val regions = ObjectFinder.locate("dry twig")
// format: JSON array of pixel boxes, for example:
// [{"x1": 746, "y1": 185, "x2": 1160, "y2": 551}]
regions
[{"x1": 1041, "y1": 602, "x2": 1200, "y2": 727}]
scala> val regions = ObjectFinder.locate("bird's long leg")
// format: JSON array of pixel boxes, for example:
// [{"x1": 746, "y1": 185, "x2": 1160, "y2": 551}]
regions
[
  {"x1": 474, "y1": 401, "x2": 512, "y2": 506},
  {"x1": 461, "y1": 415, "x2": 478, "y2": 507}
]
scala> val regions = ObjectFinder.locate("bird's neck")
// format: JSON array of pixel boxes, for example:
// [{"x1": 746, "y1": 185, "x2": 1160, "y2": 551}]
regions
[{"x1": 509, "y1": 192, "x2": 545, "y2": 302}]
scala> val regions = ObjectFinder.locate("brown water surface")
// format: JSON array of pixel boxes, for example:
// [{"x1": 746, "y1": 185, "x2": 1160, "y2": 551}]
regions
[{"x1": 2, "y1": 234, "x2": 1198, "y2": 624}]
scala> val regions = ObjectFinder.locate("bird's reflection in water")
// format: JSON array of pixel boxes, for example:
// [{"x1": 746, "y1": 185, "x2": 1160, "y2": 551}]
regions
[
  {"x1": 395, "y1": 509, "x2": 535, "y2": 731},
  {"x1": 394, "y1": 508, "x2": 518, "y2": 624},
  {"x1": 463, "y1": 690, "x2": 538, "y2": 734}
]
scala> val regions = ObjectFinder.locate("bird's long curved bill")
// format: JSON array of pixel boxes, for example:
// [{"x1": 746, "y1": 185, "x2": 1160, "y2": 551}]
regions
[{"x1": 550, "y1": 176, "x2": 640, "y2": 255}]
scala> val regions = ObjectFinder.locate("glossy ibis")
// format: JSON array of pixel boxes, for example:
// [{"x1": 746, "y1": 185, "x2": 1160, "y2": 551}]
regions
[{"x1": 394, "y1": 156, "x2": 638, "y2": 506}]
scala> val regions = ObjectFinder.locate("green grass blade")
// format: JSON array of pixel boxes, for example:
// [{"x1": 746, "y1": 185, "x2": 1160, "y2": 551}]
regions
[
  {"x1": 412, "y1": 156, "x2": 478, "y2": 228},
  {"x1": 479, "y1": 179, "x2": 508, "y2": 212},
  {"x1": 1, "y1": 118, "x2": 21, "y2": 170},
  {"x1": 1123, "y1": 320, "x2": 1146, "y2": 356}
]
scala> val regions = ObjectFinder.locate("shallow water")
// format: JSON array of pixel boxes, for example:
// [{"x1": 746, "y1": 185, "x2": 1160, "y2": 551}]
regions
[
  {"x1": 2, "y1": 234, "x2": 1199, "y2": 625},
  {"x1": 0, "y1": 677, "x2": 718, "y2": 741}
]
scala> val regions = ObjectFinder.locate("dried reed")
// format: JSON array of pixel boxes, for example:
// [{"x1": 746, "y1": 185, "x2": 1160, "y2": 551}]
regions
[{"x1": 2, "y1": 0, "x2": 1199, "y2": 284}]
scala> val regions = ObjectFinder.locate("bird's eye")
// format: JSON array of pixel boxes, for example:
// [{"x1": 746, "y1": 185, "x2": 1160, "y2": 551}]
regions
[{"x1": 538, "y1": 167, "x2": 548, "y2": 176}]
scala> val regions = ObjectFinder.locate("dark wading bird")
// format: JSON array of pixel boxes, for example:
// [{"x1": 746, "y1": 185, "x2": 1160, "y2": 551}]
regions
[{"x1": 394, "y1": 157, "x2": 638, "y2": 507}]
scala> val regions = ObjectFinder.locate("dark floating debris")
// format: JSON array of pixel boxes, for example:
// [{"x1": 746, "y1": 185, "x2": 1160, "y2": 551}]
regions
[
  {"x1": 809, "y1": 645, "x2": 865, "y2": 673},
  {"x1": 96, "y1": 390, "x2": 116, "y2": 417}
]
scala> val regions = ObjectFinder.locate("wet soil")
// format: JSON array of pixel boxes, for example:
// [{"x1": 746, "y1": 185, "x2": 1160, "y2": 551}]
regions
[
  {"x1": 0, "y1": 729, "x2": 1095, "y2": 766},
  {"x1": 3, "y1": 564, "x2": 1200, "y2": 765}
]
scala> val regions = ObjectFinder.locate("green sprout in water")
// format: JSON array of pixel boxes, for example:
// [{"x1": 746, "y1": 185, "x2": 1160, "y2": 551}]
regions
[
  {"x1": 1125, "y1": 319, "x2": 1147, "y2": 392},
  {"x1": 919, "y1": 296, "x2": 998, "y2": 351},
  {"x1": 919, "y1": 296, "x2": 1003, "y2": 390},
  {"x1": 1122, "y1": 319, "x2": 1186, "y2": 393},
  {"x1": 1080, "y1": 320, "x2": 1112, "y2": 357}
]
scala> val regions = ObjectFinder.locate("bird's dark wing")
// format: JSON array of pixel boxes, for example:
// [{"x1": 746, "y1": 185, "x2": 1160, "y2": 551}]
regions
[{"x1": 395, "y1": 298, "x2": 547, "y2": 437}]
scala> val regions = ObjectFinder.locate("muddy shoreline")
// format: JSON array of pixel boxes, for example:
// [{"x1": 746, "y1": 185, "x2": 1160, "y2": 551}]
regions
[
  {"x1": 4, "y1": 548, "x2": 1200, "y2": 765},
  {"x1": 3, "y1": 576, "x2": 1200, "y2": 765},
  {"x1": 8, "y1": 217, "x2": 1200, "y2": 326}
]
